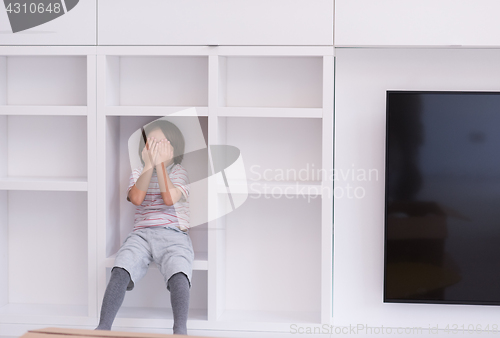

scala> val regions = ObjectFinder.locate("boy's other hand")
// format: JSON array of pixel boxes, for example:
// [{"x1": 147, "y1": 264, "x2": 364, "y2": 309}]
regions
[
  {"x1": 155, "y1": 139, "x2": 174, "y2": 166},
  {"x1": 142, "y1": 137, "x2": 158, "y2": 168}
]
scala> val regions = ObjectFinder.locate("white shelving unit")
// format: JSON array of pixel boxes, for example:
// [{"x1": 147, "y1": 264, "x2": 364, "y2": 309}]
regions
[
  {"x1": 0, "y1": 47, "x2": 97, "y2": 328},
  {"x1": 97, "y1": 112, "x2": 210, "y2": 326},
  {"x1": 1, "y1": 45, "x2": 333, "y2": 335},
  {"x1": 208, "y1": 48, "x2": 333, "y2": 330},
  {"x1": 97, "y1": 48, "x2": 212, "y2": 329}
]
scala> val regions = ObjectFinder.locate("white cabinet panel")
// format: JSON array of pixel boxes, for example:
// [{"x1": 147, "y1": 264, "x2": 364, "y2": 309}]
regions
[
  {"x1": 213, "y1": 0, "x2": 333, "y2": 46},
  {"x1": 98, "y1": 0, "x2": 213, "y2": 46},
  {"x1": 335, "y1": 0, "x2": 500, "y2": 46}
]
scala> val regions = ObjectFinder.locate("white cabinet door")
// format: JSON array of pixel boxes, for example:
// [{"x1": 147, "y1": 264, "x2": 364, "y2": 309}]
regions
[
  {"x1": 98, "y1": 0, "x2": 213, "y2": 45},
  {"x1": 335, "y1": 0, "x2": 500, "y2": 46},
  {"x1": 213, "y1": 0, "x2": 333, "y2": 45},
  {"x1": 98, "y1": 0, "x2": 333, "y2": 45}
]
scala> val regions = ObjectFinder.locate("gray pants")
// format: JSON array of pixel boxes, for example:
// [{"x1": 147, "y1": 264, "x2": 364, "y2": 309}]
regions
[{"x1": 113, "y1": 226, "x2": 194, "y2": 291}]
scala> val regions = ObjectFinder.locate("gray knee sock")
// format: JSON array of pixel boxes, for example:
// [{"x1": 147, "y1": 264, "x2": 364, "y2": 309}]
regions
[
  {"x1": 168, "y1": 272, "x2": 190, "y2": 335},
  {"x1": 95, "y1": 267, "x2": 130, "y2": 330}
]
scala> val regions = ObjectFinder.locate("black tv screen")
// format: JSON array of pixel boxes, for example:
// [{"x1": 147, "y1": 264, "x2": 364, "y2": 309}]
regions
[{"x1": 384, "y1": 91, "x2": 500, "y2": 305}]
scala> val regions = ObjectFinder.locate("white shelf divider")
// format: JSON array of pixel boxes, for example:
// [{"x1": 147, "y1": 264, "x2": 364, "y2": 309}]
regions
[
  {"x1": 105, "y1": 106, "x2": 208, "y2": 117},
  {"x1": 0, "y1": 176, "x2": 87, "y2": 191},
  {"x1": 0, "y1": 304, "x2": 92, "y2": 326},
  {"x1": 112, "y1": 307, "x2": 207, "y2": 322},
  {"x1": 215, "y1": 107, "x2": 322, "y2": 118},
  {"x1": 0, "y1": 190, "x2": 7, "y2": 311},
  {"x1": 207, "y1": 53, "x2": 221, "y2": 323},
  {"x1": 0, "y1": 56, "x2": 7, "y2": 105},
  {"x1": 321, "y1": 55, "x2": 334, "y2": 324},
  {"x1": 0, "y1": 46, "x2": 97, "y2": 55},
  {"x1": 0, "y1": 106, "x2": 87, "y2": 116},
  {"x1": 96, "y1": 53, "x2": 108, "y2": 324},
  {"x1": 216, "y1": 46, "x2": 334, "y2": 56},
  {"x1": 86, "y1": 53, "x2": 98, "y2": 319},
  {"x1": 104, "y1": 252, "x2": 208, "y2": 271},
  {"x1": 220, "y1": 180, "x2": 323, "y2": 196},
  {"x1": 217, "y1": 309, "x2": 320, "y2": 324},
  {"x1": 96, "y1": 45, "x2": 333, "y2": 57}
]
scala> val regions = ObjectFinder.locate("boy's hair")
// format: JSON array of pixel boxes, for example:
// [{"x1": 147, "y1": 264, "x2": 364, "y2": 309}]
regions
[{"x1": 139, "y1": 120, "x2": 185, "y2": 165}]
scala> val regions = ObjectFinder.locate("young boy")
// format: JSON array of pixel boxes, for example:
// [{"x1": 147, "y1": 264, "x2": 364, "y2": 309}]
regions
[{"x1": 96, "y1": 120, "x2": 194, "y2": 335}]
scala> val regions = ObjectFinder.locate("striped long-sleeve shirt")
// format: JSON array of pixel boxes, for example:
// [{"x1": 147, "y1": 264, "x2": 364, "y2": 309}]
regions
[{"x1": 127, "y1": 162, "x2": 190, "y2": 232}]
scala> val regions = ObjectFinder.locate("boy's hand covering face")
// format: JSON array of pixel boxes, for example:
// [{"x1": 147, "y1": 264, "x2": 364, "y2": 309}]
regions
[
  {"x1": 142, "y1": 137, "x2": 158, "y2": 168},
  {"x1": 155, "y1": 139, "x2": 174, "y2": 166}
]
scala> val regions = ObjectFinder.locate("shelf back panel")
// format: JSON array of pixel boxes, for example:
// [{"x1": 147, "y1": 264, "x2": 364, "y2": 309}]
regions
[
  {"x1": 108, "y1": 268, "x2": 208, "y2": 313},
  {"x1": 107, "y1": 56, "x2": 208, "y2": 107},
  {"x1": 0, "y1": 191, "x2": 7, "y2": 307},
  {"x1": 222, "y1": 56, "x2": 323, "y2": 108},
  {"x1": 8, "y1": 191, "x2": 88, "y2": 305},
  {"x1": 224, "y1": 196, "x2": 322, "y2": 315},
  {"x1": 224, "y1": 117, "x2": 322, "y2": 182},
  {"x1": 0, "y1": 116, "x2": 6, "y2": 177},
  {"x1": 0, "y1": 57, "x2": 5, "y2": 105},
  {"x1": 7, "y1": 116, "x2": 87, "y2": 178},
  {"x1": 6, "y1": 56, "x2": 87, "y2": 106}
]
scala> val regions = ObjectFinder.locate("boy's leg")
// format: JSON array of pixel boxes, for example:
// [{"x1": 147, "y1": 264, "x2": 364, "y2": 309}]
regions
[
  {"x1": 95, "y1": 267, "x2": 131, "y2": 330},
  {"x1": 168, "y1": 272, "x2": 190, "y2": 335},
  {"x1": 150, "y1": 227, "x2": 194, "y2": 335}
]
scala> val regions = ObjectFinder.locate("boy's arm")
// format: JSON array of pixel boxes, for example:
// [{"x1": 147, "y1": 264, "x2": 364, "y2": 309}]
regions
[
  {"x1": 155, "y1": 139, "x2": 184, "y2": 206},
  {"x1": 156, "y1": 161, "x2": 183, "y2": 206},
  {"x1": 127, "y1": 136, "x2": 159, "y2": 206},
  {"x1": 127, "y1": 164, "x2": 154, "y2": 206}
]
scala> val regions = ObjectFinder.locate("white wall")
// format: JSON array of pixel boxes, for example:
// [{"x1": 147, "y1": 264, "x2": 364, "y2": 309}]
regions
[{"x1": 334, "y1": 47, "x2": 500, "y2": 329}]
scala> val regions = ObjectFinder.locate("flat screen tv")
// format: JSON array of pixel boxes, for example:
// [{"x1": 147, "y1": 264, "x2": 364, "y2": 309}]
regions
[{"x1": 385, "y1": 91, "x2": 500, "y2": 305}]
